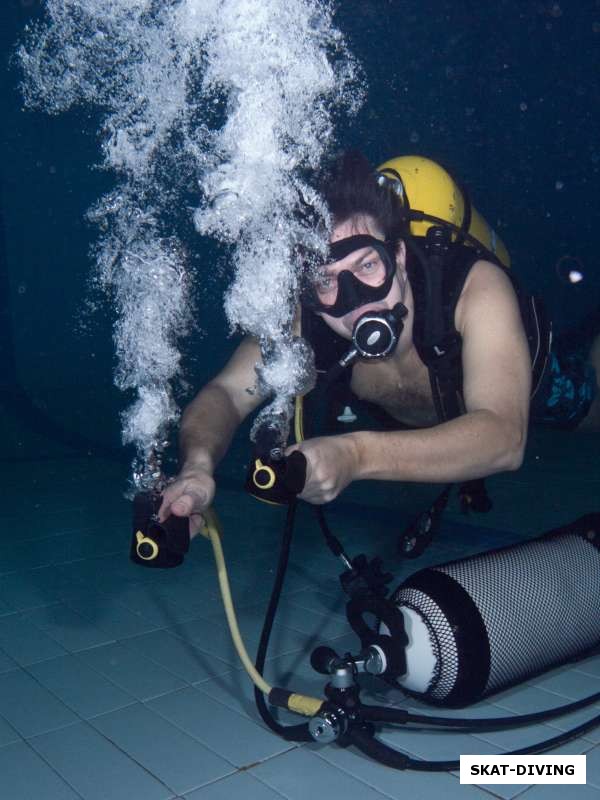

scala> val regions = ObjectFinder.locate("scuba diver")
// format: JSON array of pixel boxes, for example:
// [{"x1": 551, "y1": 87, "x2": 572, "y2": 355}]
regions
[{"x1": 158, "y1": 151, "x2": 599, "y2": 533}]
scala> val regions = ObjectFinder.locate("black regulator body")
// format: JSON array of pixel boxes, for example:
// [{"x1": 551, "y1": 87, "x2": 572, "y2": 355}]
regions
[{"x1": 130, "y1": 490, "x2": 190, "y2": 568}]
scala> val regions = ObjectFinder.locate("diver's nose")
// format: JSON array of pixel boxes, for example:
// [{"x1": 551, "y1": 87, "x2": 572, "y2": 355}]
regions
[{"x1": 336, "y1": 270, "x2": 364, "y2": 311}]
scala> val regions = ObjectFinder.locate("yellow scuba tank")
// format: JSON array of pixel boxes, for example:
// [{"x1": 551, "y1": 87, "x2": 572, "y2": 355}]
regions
[{"x1": 377, "y1": 155, "x2": 511, "y2": 269}]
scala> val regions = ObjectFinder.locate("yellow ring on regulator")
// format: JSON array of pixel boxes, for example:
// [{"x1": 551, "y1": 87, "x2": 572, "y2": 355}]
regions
[
  {"x1": 135, "y1": 530, "x2": 159, "y2": 561},
  {"x1": 253, "y1": 459, "x2": 276, "y2": 490}
]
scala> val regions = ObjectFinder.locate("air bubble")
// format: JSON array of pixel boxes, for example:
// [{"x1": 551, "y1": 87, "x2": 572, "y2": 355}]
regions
[
  {"x1": 548, "y1": 3, "x2": 562, "y2": 18},
  {"x1": 19, "y1": 0, "x2": 361, "y2": 489},
  {"x1": 556, "y1": 255, "x2": 585, "y2": 285}
]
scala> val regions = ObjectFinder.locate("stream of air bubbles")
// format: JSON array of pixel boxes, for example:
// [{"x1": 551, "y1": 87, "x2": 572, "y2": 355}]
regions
[{"x1": 18, "y1": 0, "x2": 363, "y2": 490}]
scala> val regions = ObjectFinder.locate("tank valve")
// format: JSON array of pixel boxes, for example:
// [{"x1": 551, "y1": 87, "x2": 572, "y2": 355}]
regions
[
  {"x1": 310, "y1": 645, "x2": 387, "y2": 679},
  {"x1": 355, "y1": 645, "x2": 387, "y2": 676}
]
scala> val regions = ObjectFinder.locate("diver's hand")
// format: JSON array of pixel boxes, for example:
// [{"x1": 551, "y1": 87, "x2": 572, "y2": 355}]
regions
[
  {"x1": 286, "y1": 434, "x2": 360, "y2": 505},
  {"x1": 158, "y1": 467, "x2": 215, "y2": 537}
]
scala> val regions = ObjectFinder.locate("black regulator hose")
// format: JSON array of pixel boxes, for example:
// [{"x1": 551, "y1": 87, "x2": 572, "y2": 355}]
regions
[
  {"x1": 253, "y1": 499, "x2": 313, "y2": 742},
  {"x1": 350, "y1": 710, "x2": 600, "y2": 773},
  {"x1": 360, "y1": 691, "x2": 600, "y2": 730},
  {"x1": 349, "y1": 726, "x2": 458, "y2": 772},
  {"x1": 512, "y1": 714, "x2": 600, "y2": 756}
]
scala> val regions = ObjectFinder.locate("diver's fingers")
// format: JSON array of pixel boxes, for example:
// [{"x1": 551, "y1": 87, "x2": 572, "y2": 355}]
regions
[
  {"x1": 157, "y1": 494, "x2": 172, "y2": 522},
  {"x1": 284, "y1": 442, "x2": 301, "y2": 457},
  {"x1": 158, "y1": 488, "x2": 207, "y2": 522},
  {"x1": 170, "y1": 496, "x2": 193, "y2": 516},
  {"x1": 157, "y1": 484, "x2": 185, "y2": 521},
  {"x1": 171, "y1": 490, "x2": 208, "y2": 518},
  {"x1": 189, "y1": 512, "x2": 207, "y2": 539}
]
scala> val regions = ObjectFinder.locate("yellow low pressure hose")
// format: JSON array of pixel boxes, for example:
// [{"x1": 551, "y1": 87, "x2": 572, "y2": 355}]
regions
[
  {"x1": 198, "y1": 507, "x2": 272, "y2": 695},
  {"x1": 294, "y1": 394, "x2": 305, "y2": 444},
  {"x1": 198, "y1": 505, "x2": 324, "y2": 718}
]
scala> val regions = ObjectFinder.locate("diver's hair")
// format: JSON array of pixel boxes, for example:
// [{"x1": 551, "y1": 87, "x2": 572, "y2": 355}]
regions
[{"x1": 322, "y1": 150, "x2": 406, "y2": 242}]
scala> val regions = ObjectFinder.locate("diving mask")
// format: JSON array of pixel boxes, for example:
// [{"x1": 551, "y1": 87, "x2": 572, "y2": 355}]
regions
[{"x1": 303, "y1": 234, "x2": 398, "y2": 318}]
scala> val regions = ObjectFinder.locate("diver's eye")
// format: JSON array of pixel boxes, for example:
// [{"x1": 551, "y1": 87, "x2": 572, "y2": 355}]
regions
[
  {"x1": 355, "y1": 255, "x2": 385, "y2": 281},
  {"x1": 360, "y1": 260, "x2": 377, "y2": 272}
]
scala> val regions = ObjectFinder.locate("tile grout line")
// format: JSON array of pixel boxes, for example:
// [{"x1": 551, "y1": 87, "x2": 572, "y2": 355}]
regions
[
  {"x1": 0, "y1": 638, "x2": 261, "y2": 794},
  {"x1": 32, "y1": 714, "x2": 185, "y2": 799},
  {"x1": 10, "y1": 737, "x2": 89, "y2": 800}
]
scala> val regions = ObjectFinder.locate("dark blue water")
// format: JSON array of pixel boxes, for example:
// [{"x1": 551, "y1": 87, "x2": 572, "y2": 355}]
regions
[{"x1": 1, "y1": 0, "x2": 598, "y2": 462}]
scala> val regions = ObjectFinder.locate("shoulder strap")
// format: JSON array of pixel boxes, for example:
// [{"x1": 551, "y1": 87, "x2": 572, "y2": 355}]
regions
[
  {"x1": 407, "y1": 231, "x2": 479, "y2": 422},
  {"x1": 511, "y1": 285, "x2": 552, "y2": 401}
]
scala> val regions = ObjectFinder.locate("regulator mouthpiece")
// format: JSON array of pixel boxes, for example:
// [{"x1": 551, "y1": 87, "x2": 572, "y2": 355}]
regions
[
  {"x1": 325, "y1": 303, "x2": 407, "y2": 385},
  {"x1": 352, "y1": 303, "x2": 407, "y2": 359}
]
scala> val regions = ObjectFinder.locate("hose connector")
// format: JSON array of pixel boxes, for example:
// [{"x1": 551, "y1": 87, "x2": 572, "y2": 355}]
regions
[{"x1": 308, "y1": 706, "x2": 348, "y2": 744}]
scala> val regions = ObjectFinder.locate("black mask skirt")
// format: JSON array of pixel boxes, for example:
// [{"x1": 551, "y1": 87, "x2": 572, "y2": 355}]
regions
[{"x1": 302, "y1": 234, "x2": 398, "y2": 318}]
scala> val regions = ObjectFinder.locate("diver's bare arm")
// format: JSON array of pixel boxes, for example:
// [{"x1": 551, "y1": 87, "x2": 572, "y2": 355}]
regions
[
  {"x1": 349, "y1": 410, "x2": 524, "y2": 483},
  {"x1": 179, "y1": 337, "x2": 264, "y2": 473},
  {"x1": 178, "y1": 384, "x2": 241, "y2": 473},
  {"x1": 350, "y1": 262, "x2": 531, "y2": 483}
]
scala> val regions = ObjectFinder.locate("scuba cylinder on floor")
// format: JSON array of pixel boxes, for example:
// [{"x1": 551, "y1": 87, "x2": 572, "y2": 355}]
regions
[{"x1": 361, "y1": 514, "x2": 600, "y2": 707}]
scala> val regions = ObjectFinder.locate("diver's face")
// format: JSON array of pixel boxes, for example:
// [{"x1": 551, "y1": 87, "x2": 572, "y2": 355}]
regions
[{"x1": 318, "y1": 215, "x2": 406, "y2": 339}]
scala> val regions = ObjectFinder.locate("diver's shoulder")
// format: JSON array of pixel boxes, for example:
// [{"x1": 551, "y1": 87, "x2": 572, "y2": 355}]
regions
[
  {"x1": 461, "y1": 258, "x2": 516, "y2": 299},
  {"x1": 456, "y1": 259, "x2": 519, "y2": 331}
]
